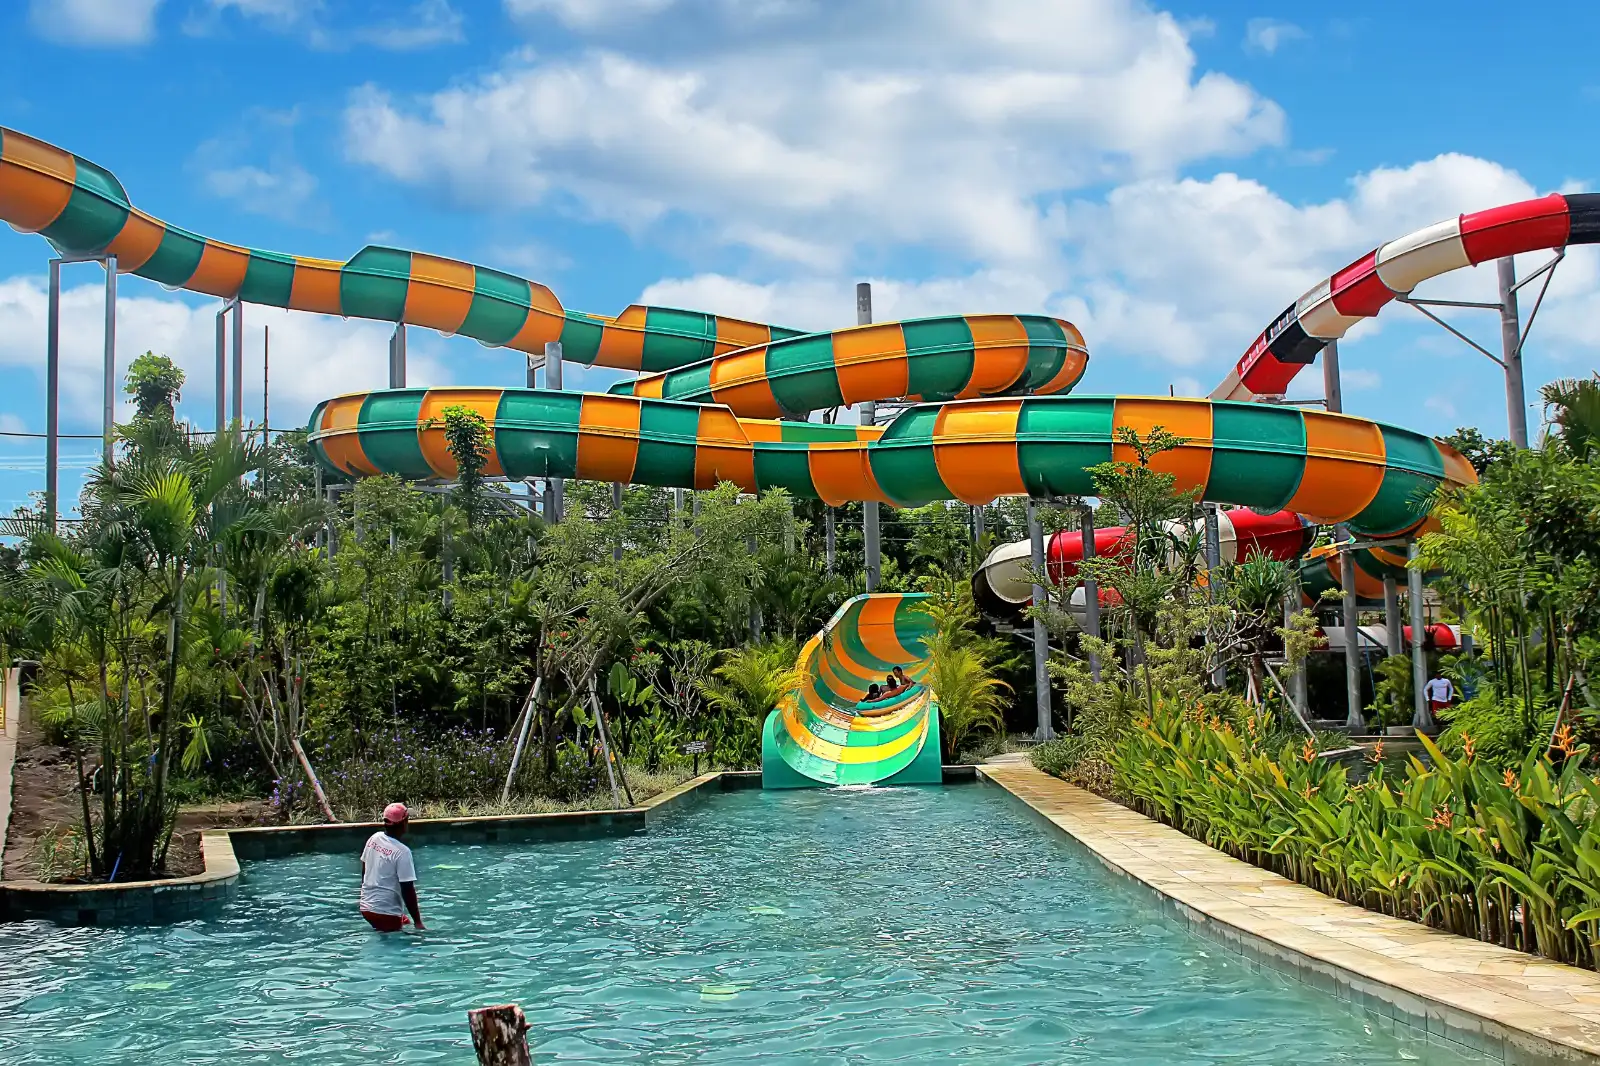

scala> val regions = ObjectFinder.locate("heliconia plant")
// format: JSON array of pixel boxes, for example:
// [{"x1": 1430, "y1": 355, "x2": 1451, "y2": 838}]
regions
[{"x1": 1110, "y1": 695, "x2": 1600, "y2": 970}]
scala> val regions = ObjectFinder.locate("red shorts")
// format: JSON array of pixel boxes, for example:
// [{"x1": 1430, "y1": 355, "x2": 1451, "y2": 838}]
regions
[{"x1": 361, "y1": 910, "x2": 411, "y2": 932}]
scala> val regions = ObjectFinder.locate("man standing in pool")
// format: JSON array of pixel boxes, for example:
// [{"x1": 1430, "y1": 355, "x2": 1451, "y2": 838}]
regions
[{"x1": 359, "y1": 803, "x2": 426, "y2": 932}]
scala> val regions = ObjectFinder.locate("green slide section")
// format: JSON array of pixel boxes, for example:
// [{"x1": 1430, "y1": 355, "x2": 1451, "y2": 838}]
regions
[{"x1": 761, "y1": 593, "x2": 945, "y2": 789}]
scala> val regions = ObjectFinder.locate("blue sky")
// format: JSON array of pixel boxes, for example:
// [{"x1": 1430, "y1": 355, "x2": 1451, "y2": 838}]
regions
[{"x1": 2, "y1": 0, "x2": 1597, "y2": 511}]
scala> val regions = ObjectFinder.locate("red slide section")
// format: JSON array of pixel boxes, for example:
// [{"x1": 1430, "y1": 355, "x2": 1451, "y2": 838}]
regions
[{"x1": 974, "y1": 508, "x2": 1314, "y2": 620}]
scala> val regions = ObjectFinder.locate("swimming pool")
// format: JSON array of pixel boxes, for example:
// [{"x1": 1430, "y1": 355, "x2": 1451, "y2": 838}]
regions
[{"x1": 0, "y1": 784, "x2": 1483, "y2": 1064}]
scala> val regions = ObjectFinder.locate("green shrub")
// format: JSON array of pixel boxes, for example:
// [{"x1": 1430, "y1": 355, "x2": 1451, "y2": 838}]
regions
[{"x1": 1436, "y1": 692, "x2": 1551, "y2": 769}]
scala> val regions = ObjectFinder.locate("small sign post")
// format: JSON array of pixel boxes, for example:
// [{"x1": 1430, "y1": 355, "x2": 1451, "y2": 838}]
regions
[{"x1": 683, "y1": 739, "x2": 708, "y2": 776}]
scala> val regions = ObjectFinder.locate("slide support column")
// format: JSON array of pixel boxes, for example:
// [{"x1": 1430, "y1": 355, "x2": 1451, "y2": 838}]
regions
[
  {"x1": 1204, "y1": 504, "x2": 1225, "y2": 688},
  {"x1": 390, "y1": 324, "x2": 407, "y2": 388},
  {"x1": 1028, "y1": 497, "x2": 1054, "y2": 741},
  {"x1": 1338, "y1": 530, "x2": 1363, "y2": 731},
  {"x1": 858, "y1": 282, "x2": 880, "y2": 592},
  {"x1": 101, "y1": 256, "x2": 117, "y2": 467},
  {"x1": 45, "y1": 260, "x2": 60, "y2": 532},
  {"x1": 1409, "y1": 542, "x2": 1433, "y2": 732},
  {"x1": 544, "y1": 341, "x2": 564, "y2": 523},
  {"x1": 1079, "y1": 505, "x2": 1101, "y2": 684},
  {"x1": 1498, "y1": 257, "x2": 1529, "y2": 449},
  {"x1": 1384, "y1": 575, "x2": 1402, "y2": 655}
]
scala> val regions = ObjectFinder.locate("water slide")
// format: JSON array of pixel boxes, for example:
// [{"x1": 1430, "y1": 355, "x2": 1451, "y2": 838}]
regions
[
  {"x1": 0, "y1": 125, "x2": 1477, "y2": 787},
  {"x1": 762, "y1": 593, "x2": 943, "y2": 788},
  {"x1": 1213, "y1": 193, "x2": 1600, "y2": 401}
]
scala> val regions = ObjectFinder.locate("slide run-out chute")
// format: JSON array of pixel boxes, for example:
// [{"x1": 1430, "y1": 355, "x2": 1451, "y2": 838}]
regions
[{"x1": 762, "y1": 594, "x2": 943, "y2": 789}]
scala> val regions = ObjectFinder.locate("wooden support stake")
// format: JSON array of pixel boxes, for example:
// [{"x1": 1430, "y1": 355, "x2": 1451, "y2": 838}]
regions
[{"x1": 468, "y1": 1003, "x2": 531, "y2": 1065}]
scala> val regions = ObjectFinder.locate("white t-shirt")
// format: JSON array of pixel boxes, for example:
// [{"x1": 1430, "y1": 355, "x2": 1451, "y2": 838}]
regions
[
  {"x1": 360, "y1": 831, "x2": 417, "y2": 916},
  {"x1": 1423, "y1": 677, "x2": 1454, "y2": 703}
]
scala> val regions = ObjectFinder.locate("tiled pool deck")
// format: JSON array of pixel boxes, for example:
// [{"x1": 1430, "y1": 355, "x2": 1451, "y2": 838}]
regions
[{"x1": 979, "y1": 759, "x2": 1600, "y2": 1065}]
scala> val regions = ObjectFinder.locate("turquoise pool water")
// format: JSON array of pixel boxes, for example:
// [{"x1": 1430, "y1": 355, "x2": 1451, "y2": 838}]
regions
[{"x1": 0, "y1": 785, "x2": 1483, "y2": 1064}]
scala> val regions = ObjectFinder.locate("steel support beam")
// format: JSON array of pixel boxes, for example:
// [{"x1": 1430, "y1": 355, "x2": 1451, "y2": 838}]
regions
[
  {"x1": 390, "y1": 323, "x2": 408, "y2": 389},
  {"x1": 1322, "y1": 339, "x2": 1342, "y2": 414},
  {"x1": 1409, "y1": 542, "x2": 1432, "y2": 732},
  {"x1": 858, "y1": 282, "x2": 880, "y2": 593},
  {"x1": 1204, "y1": 503, "x2": 1225, "y2": 688},
  {"x1": 1339, "y1": 531, "x2": 1363, "y2": 730},
  {"x1": 1498, "y1": 257, "x2": 1529, "y2": 449},
  {"x1": 543, "y1": 341, "x2": 564, "y2": 522},
  {"x1": 45, "y1": 260, "x2": 60, "y2": 531},
  {"x1": 101, "y1": 256, "x2": 117, "y2": 466},
  {"x1": 1384, "y1": 575, "x2": 1402, "y2": 655},
  {"x1": 1027, "y1": 496, "x2": 1054, "y2": 740},
  {"x1": 1080, "y1": 505, "x2": 1101, "y2": 683}
]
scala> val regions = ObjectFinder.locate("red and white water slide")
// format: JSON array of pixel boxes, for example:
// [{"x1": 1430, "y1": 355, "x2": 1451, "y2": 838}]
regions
[
  {"x1": 974, "y1": 193, "x2": 1600, "y2": 615},
  {"x1": 1212, "y1": 192, "x2": 1600, "y2": 400}
]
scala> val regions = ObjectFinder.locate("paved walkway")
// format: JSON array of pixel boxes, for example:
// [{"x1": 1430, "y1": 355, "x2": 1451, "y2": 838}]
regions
[{"x1": 980, "y1": 758, "x2": 1600, "y2": 1064}]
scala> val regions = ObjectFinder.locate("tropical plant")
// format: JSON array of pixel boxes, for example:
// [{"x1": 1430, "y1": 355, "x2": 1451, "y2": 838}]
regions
[
  {"x1": 1096, "y1": 693, "x2": 1600, "y2": 970},
  {"x1": 700, "y1": 640, "x2": 802, "y2": 768},
  {"x1": 914, "y1": 573, "x2": 1012, "y2": 761}
]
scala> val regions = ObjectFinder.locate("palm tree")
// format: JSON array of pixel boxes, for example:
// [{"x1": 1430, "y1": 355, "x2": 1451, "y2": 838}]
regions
[{"x1": 1542, "y1": 374, "x2": 1600, "y2": 461}]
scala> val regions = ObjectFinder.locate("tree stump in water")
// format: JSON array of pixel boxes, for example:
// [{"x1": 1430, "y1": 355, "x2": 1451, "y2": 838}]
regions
[{"x1": 467, "y1": 1003, "x2": 531, "y2": 1065}]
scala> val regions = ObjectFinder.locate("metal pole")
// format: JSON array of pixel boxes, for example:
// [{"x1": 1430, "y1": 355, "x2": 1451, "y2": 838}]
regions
[
  {"x1": 857, "y1": 282, "x2": 881, "y2": 593},
  {"x1": 544, "y1": 341, "x2": 564, "y2": 522},
  {"x1": 262, "y1": 325, "x2": 270, "y2": 452},
  {"x1": 972, "y1": 503, "x2": 986, "y2": 546},
  {"x1": 1497, "y1": 257, "x2": 1529, "y2": 448},
  {"x1": 1338, "y1": 529, "x2": 1363, "y2": 731},
  {"x1": 1027, "y1": 496, "x2": 1053, "y2": 740},
  {"x1": 45, "y1": 259, "x2": 61, "y2": 532},
  {"x1": 215, "y1": 304, "x2": 226, "y2": 435},
  {"x1": 824, "y1": 509, "x2": 835, "y2": 571},
  {"x1": 611, "y1": 481, "x2": 624, "y2": 562},
  {"x1": 1080, "y1": 506, "x2": 1101, "y2": 683},
  {"x1": 230, "y1": 298, "x2": 243, "y2": 430},
  {"x1": 390, "y1": 323, "x2": 408, "y2": 389},
  {"x1": 102, "y1": 256, "x2": 117, "y2": 466},
  {"x1": 1383, "y1": 574, "x2": 1402, "y2": 655},
  {"x1": 1408, "y1": 542, "x2": 1432, "y2": 732},
  {"x1": 1204, "y1": 504, "x2": 1224, "y2": 688},
  {"x1": 1322, "y1": 339, "x2": 1342, "y2": 414}
]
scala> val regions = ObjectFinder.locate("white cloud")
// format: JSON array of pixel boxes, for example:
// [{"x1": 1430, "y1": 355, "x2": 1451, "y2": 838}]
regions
[
  {"x1": 631, "y1": 151, "x2": 1600, "y2": 400},
  {"x1": 0, "y1": 277, "x2": 452, "y2": 432},
  {"x1": 346, "y1": 0, "x2": 1285, "y2": 268},
  {"x1": 1425, "y1": 395, "x2": 1458, "y2": 420},
  {"x1": 192, "y1": 110, "x2": 326, "y2": 226},
  {"x1": 30, "y1": 0, "x2": 163, "y2": 46},
  {"x1": 505, "y1": 0, "x2": 676, "y2": 30},
  {"x1": 355, "y1": 0, "x2": 464, "y2": 49},
  {"x1": 203, "y1": 163, "x2": 320, "y2": 224},
  {"x1": 198, "y1": 0, "x2": 463, "y2": 50},
  {"x1": 1243, "y1": 18, "x2": 1305, "y2": 55},
  {"x1": 0, "y1": 414, "x2": 27, "y2": 435},
  {"x1": 206, "y1": 0, "x2": 315, "y2": 24}
]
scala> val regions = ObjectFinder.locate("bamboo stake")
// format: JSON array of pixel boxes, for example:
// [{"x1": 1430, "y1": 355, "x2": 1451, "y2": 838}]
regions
[{"x1": 501, "y1": 677, "x2": 543, "y2": 805}]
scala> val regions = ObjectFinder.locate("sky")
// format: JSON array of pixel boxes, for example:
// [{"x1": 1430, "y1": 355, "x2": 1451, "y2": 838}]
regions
[{"x1": 1, "y1": 0, "x2": 1598, "y2": 511}]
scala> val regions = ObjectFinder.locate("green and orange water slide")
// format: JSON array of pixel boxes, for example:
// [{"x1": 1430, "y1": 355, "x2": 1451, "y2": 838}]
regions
[{"x1": 0, "y1": 124, "x2": 1476, "y2": 787}]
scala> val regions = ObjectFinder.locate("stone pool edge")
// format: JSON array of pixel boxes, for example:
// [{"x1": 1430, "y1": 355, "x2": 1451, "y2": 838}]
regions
[
  {"x1": 0, "y1": 769, "x2": 747, "y2": 926},
  {"x1": 977, "y1": 762, "x2": 1600, "y2": 1066}
]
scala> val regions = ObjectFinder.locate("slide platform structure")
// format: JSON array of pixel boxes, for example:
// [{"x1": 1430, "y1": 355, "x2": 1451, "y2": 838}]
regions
[{"x1": 0, "y1": 125, "x2": 1483, "y2": 787}]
